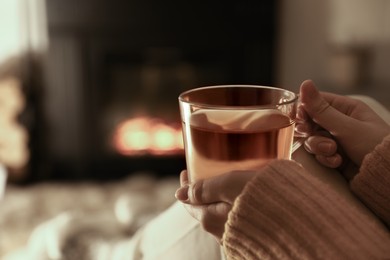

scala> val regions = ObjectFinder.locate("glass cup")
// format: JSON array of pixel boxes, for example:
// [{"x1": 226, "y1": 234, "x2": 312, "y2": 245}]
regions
[{"x1": 178, "y1": 85, "x2": 298, "y2": 182}]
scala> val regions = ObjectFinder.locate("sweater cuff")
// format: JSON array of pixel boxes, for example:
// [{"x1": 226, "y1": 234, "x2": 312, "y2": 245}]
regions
[
  {"x1": 351, "y1": 134, "x2": 390, "y2": 225},
  {"x1": 223, "y1": 160, "x2": 390, "y2": 260}
]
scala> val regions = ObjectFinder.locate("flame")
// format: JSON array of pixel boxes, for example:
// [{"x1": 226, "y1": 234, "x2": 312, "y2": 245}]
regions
[{"x1": 113, "y1": 117, "x2": 183, "y2": 156}]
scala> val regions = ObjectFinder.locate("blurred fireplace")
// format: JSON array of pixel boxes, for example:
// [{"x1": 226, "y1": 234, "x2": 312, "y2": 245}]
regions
[{"x1": 42, "y1": 0, "x2": 277, "y2": 181}]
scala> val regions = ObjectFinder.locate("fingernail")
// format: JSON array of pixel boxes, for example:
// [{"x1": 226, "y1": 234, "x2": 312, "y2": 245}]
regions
[
  {"x1": 318, "y1": 142, "x2": 332, "y2": 153},
  {"x1": 175, "y1": 185, "x2": 189, "y2": 201}
]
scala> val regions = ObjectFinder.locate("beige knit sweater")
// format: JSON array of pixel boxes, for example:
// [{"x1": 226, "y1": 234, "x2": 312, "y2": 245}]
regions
[{"x1": 223, "y1": 135, "x2": 390, "y2": 260}]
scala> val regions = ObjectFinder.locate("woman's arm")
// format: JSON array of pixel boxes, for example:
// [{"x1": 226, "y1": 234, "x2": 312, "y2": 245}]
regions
[
  {"x1": 223, "y1": 160, "x2": 390, "y2": 260},
  {"x1": 351, "y1": 134, "x2": 390, "y2": 226}
]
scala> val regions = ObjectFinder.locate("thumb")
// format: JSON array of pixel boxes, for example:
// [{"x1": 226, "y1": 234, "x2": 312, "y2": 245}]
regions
[{"x1": 299, "y1": 80, "x2": 352, "y2": 136}]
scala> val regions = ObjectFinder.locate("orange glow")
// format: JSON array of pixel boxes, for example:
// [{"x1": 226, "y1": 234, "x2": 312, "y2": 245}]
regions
[{"x1": 113, "y1": 117, "x2": 183, "y2": 156}]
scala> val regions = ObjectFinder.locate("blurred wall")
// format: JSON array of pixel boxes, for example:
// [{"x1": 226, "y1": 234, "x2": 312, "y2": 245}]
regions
[
  {"x1": 276, "y1": 0, "x2": 329, "y2": 92},
  {"x1": 276, "y1": 0, "x2": 390, "y2": 108}
]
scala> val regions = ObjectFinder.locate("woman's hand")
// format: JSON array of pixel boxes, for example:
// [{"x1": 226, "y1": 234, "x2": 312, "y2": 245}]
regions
[
  {"x1": 303, "y1": 134, "x2": 342, "y2": 168},
  {"x1": 296, "y1": 80, "x2": 390, "y2": 178},
  {"x1": 296, "y1": 113, "x2": 343, "y2": 169},
  {"x1": 175, "y1": 170, "x2": 255, "y2": 243}
]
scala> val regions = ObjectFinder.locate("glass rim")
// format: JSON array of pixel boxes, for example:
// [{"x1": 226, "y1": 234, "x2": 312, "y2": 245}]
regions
[{"x1": 178, "y1": 85, "x2": 298, "y2": 109}]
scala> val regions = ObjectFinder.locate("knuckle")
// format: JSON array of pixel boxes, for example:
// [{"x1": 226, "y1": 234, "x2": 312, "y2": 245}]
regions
[{"x1": 314, "y1": 99, "x2": 331, "y2": 116}]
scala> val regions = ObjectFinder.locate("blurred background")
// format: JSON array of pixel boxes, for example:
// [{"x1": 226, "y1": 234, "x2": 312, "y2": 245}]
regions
[
  {"x1": 0, "y1": 0, "x2": 389, "y2": 182},
  {"x1": 0, "y1": 0, "x2": 389, "y2": 258}
]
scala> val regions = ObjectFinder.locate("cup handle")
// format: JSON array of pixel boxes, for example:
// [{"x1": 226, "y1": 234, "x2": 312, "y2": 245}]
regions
[{"x1": 292, "y1": 137, "x2": 305, "y2": 153}]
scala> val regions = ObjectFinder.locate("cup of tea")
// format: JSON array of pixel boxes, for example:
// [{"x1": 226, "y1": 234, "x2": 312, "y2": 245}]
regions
[{"x1": 178, "y1": 85, "x2": 298, "y2": 182}]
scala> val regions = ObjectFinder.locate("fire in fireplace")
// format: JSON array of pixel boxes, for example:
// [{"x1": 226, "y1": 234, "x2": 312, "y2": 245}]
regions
[{"x1": 112, "y1": 116, "x2": 183, "y2": 156}]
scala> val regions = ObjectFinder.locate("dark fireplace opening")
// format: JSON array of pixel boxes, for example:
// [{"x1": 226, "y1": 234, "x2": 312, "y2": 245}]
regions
[{"x1": 34, "y1": 0, "x2": 278, "y2": 182}]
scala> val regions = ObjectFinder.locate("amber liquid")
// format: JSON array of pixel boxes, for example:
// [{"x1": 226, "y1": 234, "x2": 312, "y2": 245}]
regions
[{"x1": 183, "y1": 110, "x2": 294, "y2": 181}]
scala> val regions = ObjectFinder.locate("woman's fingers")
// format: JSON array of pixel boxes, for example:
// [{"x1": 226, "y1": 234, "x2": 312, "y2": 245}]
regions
[
  {"x1": 304, "y1": 136, "x2": 338, "y2": 156},
  {"x1": 315, "y1": 154, "x2": 343, "y2": 168},
  {"x1": 300, "y1": 80, "x2": 354, "y2": 136},
  {"x1": 176, "y1": 170, "x2": 255, "y2": 205},
  {"x1": 304, "y1": 135, "x2": 343, "y2": 168}
]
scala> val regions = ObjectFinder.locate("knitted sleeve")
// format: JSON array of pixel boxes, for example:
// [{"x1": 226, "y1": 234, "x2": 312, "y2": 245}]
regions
[
  {"x1": 222, "y1": 160, "x2": 390, "y2": 260},
  {"x1": 351, "y1": 134, "x2": 390, "y2": 226}
]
